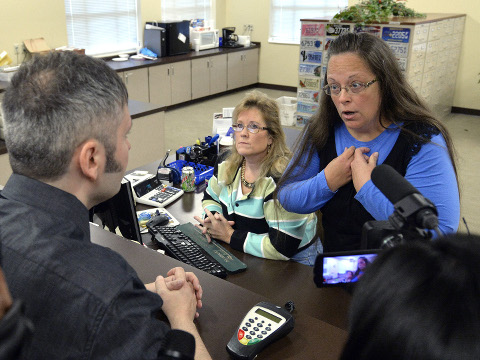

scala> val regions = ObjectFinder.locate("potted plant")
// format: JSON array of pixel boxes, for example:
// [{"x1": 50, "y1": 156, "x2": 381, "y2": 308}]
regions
[{"x1": 332, "y1": 0, "x2": 425, "y2": 25}]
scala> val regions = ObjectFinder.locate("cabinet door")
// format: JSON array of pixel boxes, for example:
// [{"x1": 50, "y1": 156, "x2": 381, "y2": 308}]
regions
[
  {"x1": 242, "y1": 48, "x2": 259, "y2": 86},
  {"x1": 191, "y1": 58, "x2": 210, "y2": 100},
  {"x1": 149, "y1": 64, "x2": 171, "y2": 107},
  {"x1": 209, "y1": 54, "x2": 227, "y2": 95},
  {"x1": 123, "y1": 68, "x2": 149, "y2": 103},
  {"x1": 170, "y1": 61, "x2": 192, "y2": 105},
  {"x1": 227, "y1": 51, "x2": 244, "y2": 90},
  {"x1": 126, "y1": 111, "x2": 165, "y2": 170}
]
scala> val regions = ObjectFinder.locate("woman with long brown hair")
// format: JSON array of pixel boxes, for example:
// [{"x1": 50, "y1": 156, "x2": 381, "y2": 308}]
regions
[{"x1": 276, "y1": 32, "x2": 459, "y2": 252}]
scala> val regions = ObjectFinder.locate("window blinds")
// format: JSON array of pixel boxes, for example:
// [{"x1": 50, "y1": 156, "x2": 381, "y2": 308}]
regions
[
  {"x1": 64, "y1": 0, "x2": 140, "y2": 56},
  {"x1": 269, "y1": 0, "x2": 347, "y2": 44},
  {"x1": 161, "y1": 0, "x2": 214, "y2": 26}
]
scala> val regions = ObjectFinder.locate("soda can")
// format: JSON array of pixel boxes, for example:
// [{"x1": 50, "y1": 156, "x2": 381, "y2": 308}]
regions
[{"x1": 181, "y1": 166, "x2": 196, "y2": 192}]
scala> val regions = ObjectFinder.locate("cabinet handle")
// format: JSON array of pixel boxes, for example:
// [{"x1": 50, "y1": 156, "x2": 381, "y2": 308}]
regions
[
  {"x1": 171, "y1": 66, "x2": 175, "y2": 76},
  {"x1": 207, "y1": 60, "x2": 210, "y2": 68}
]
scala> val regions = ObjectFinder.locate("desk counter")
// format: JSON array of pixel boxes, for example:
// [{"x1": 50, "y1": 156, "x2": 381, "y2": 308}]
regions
[
  {"x1": 131, "y1": 160, "x2": 352, "y2": 331},
  {"x1": 91, "y1": 223, "x2": 348, "y2": 360}
]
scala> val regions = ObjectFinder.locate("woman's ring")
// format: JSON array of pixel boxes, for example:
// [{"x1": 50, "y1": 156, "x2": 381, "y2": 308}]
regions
[{"x1": 206, "y1": 229, "x2": 211, "y2": 236}]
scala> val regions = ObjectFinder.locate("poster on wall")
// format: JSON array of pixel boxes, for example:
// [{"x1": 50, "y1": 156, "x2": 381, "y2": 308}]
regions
[
  {"x1": 301, "y1": 22, "x2": 325, "y2": 38},
  {"x1": 382, "y1": 27, "x2": 411, "y2": 43},
  {"x1": 326, "y1": 24, "x2": 351, "y2": 37},
  {"x1": 387, "y1": 42, "x2": 409, "y2": 58},
  {"x1": 298, "y1": 76, "x2": 321, "y2": 91},
  {"x1": 299, "y1": 50, "x2": 323, "y2": 64},
  {"x1": 299, "y1": 63, "x2": 322, "y2": 77},
  {"x1": 354, "y1": 25, "x2": 381, "y2": 37},
  {"x1": 297, "y1": 101, "x2": 319, "y2": 115},
  {"x1": 323, "y1": 37, "x2": 336, "y2": 64},
  {"x1": 300, "y1": 37, "x2": 324, "y2": 51},
  {"x1": 396, "y1": 57, "x2": 407, "y2": 72},
  {"x1": 296, "y1": 113, "x2": 313, "y2": 127},
  {"x1": 297, "y1": 89, "x2": 320, "y2": 104}
]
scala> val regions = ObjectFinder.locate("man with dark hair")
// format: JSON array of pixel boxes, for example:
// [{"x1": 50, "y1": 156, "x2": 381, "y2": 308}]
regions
[{"x1": 0, "y1": 51, "x2": 211, "y2": 359}]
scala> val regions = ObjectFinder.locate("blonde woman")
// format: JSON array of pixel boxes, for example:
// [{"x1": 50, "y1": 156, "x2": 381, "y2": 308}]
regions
[{"x1": 194, "y1": 91, "x2": 320, "y2": 265}]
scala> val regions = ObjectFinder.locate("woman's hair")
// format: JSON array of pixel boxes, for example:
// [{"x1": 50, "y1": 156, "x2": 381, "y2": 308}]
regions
[
  {"x1": 221, "y1": 90, "x2": 292, "y2": 184},
  {"x1": 341, "y1": 234, "x2": 480, "y2": 360},
  {"x1": 277, "y1": 32, "x2": 458, "y2": 190},
  {"x1": 354, "y1": 256, "x2": 370, "y2": 276}
]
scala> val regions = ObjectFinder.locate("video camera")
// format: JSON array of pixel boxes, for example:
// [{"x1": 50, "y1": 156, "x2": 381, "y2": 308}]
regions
[{"x1": 314, "y1": 164, "x2": 442, "y2": 288}]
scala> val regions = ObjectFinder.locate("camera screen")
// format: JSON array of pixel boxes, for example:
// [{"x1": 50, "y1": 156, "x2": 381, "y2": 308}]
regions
[{"x1": 314, "y1": 251, "x2": 379, "y2": 287}]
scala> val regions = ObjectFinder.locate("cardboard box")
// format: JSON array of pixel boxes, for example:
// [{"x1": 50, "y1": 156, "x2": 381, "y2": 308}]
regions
[
  {"x1": 24, "y1": 38, "x2": 52, "y2": 55},
  {"x1": 24, "y1": 38, "x2": 85, "y2": 56}
]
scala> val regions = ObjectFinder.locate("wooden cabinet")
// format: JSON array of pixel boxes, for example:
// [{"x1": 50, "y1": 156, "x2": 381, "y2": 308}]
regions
[
  {"x1": 0, "y1": 92, "x2": 4, "y2": 140},
  {"x1": 149, "y1": 60, "x2": 192, "y2": 107},
  {"x1": 297, "y1": 14, "x2": 465, "y2": 125},
  {"x1": 227, "y1": 48, "x2": 259, "y2": 90},
  {"x1": 149, "y1": 64, "x2": 170, "y2": 108},
  {"x1": 120, "y1": 68, "x2": 149, "y2": 103},
  {"x1": 0, "y1": 153, "x2": 12, "y2": 186},
  {"x1": 191, "y1": 54, "x2": 227, "y2": 100},
  {"x1": 111, "y1": 45, "x2": 259, "y2": 107},
  {"x1": 170, "y1": 61, "x2": 192, "y2": 105},
  {"x1": 126, "y1": 110, "x2": 165, "y2": 171}
]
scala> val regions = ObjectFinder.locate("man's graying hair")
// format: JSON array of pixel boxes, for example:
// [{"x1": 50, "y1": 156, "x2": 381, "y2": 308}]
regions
[{"x1": 2, "y1": 51, "x2": 128, "y2": 180}]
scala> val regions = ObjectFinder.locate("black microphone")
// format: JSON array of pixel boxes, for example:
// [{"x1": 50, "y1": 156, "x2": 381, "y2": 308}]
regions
[
  {"x1": 371, "y1": 164, "x2": 439, "y2": 231},
  {"x1": 158, "y1": 329, "x2": 195, "y2": 360}
]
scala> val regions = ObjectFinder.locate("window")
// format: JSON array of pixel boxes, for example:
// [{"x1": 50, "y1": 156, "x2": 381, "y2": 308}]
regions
[
  {"x1": 161, "y1": 0, "x2": 215, "y2": 27},
  {"x1": 64, "y1": 0, "x2": 140, "y2": 57},
  {"x1": 269, "y1": 0, "x2": 347, "y2": 44}
]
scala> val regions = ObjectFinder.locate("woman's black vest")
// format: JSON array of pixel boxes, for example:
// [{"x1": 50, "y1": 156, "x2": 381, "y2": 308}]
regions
[{"x1": 319, "y1": 123, "x2": 439, "y2": 252}]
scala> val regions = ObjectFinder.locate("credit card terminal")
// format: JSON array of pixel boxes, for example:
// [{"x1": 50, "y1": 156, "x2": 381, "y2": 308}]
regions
[{"x1": 226, "y1": 301, "x2": 294, "y2": 360}]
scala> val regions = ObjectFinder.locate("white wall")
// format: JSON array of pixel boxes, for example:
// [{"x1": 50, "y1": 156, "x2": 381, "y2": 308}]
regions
[
  {"x1": 0, "y1": 0, "x2": 478, "y2": 110},
  {"x1": 224, "y1": 0, "x2": 479, "y2": 111}
]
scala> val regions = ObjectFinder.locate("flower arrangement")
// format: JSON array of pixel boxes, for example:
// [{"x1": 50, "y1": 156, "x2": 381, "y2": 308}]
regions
[{"x1": 332, "y1": 0, "x2": 425, "y2": 25}]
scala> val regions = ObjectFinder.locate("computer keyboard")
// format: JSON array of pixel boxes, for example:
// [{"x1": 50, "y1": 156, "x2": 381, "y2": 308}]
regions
[{"x1": 148, "y1": 225, "x2": 228, "y2": 278}]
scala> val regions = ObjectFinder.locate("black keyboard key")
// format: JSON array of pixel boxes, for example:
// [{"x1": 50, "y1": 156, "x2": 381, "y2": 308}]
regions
[{"x1": 148, "y1": 225, "x2": 228, "y2": 278}]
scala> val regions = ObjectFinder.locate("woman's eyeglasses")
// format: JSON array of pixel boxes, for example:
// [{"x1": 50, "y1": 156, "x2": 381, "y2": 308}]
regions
[
  {"x1": 323, "y1": 79, "x2": 377, "y2": 96},
  {"x1": 232, "y1": 123, "x2": 269, "y2": 134}
]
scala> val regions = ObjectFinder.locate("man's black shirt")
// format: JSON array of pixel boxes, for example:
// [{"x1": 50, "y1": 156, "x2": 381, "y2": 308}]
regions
[{"x1": 0, "y1": 174, "x2": 169, "y2": 359}]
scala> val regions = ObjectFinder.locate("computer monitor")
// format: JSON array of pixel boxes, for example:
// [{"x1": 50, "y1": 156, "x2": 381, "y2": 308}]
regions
[{"x1": 90, "y1": 178, "x2": 143, "y2": 245}]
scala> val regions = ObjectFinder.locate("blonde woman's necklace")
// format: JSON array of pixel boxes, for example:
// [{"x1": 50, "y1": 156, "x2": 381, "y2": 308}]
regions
[{"x1": 241, "y1": 159, "x2": 255, "y2": 189}]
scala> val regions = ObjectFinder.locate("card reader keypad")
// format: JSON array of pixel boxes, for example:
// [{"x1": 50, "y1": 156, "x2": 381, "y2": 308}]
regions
[{"x1": 238, "y1": 317, "x2": 274, "y2": 344}]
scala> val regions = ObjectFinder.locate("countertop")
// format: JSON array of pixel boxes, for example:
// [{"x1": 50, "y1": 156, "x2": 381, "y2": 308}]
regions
[
  {"x1": 106, "y1": 43, "x2": 260, "y2": 72},
  {"x1": 0, "y1": 44, "x2": 260, "y2": 155}
]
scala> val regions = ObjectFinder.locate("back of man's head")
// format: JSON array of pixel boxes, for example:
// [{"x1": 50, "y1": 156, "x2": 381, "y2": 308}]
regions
[
  {"x1": 2, "y1": 51, "x2": 128, "y2": 181},
  {"x1": 341, "y1": 234, "x2": 480, "y2": 360}
]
